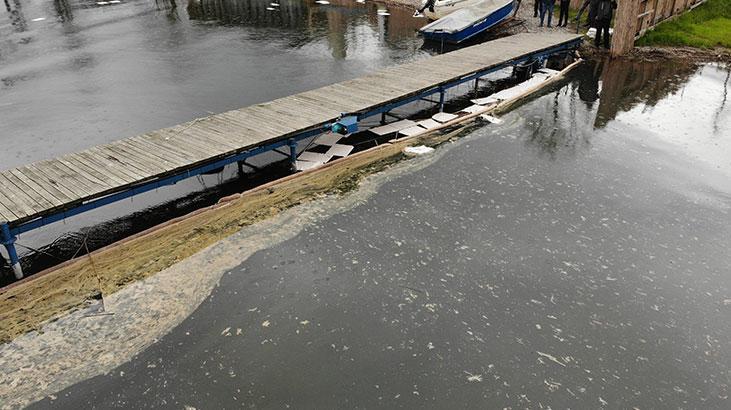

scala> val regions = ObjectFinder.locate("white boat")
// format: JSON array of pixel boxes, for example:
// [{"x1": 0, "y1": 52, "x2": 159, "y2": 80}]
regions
[{"x1": 415, "y1": 0, "x2": 485, "y2": 20}]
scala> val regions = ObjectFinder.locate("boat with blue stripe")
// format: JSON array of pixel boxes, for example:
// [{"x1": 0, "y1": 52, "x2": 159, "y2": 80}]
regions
[{"x1": 419, "y1": 0, "x2": 517, "y2": 44}]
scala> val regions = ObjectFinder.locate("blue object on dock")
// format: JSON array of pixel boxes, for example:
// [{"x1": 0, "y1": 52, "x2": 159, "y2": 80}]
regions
[
  {"x1": 419, "y1": 0, "x2": 516, "y2": 44},
  {"x1": 331, "y1": 115, "x2": 359, "y2": 135}
]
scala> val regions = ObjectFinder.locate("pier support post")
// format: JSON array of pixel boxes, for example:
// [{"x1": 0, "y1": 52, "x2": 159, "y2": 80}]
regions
[
  {"x1": 1, "y1": 222, "x2": 23, "y2": 280},
  {"x1": 237, "y1": 161, "x2": 244, "y2": 177},
  {"x1": 380, "y1": 112, "x2": 387, "y2": 125},
  {"x1": 438, "y1": 88, "x2": 445, "y2": 112},
  {"x1": 288, "y1": 139, "x2": 298, "y2": 171}
]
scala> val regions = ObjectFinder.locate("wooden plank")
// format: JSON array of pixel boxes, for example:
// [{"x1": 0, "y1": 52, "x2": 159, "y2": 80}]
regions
[
  {"x1": 0, "y1": 174, "x2": 40, "y2": 217},
  {"x1": 0, "y1": 188, "x2": 23, "y2": 222},
  {"x1": 221, "y1": 109, "x2": 302, "y2": 140},
  {"x1": 153, "y1": 128, "x2": 224, "y2": 159},
  {"x1": 51, "y1": 160, "x2": 109, "y2": 195},
  {"x1": 22, "y1": 164, "x2": 81, "y2": 204},
  {"x1": 116, "y1": 140, "x2": 185, "y2": 172},
  {"x1": 127, "y1": 136, "x2": 194, "y2": 166},
  {"x1": 36, "y1": 161, "x2": 99, "y2": 198},
  {"x1": 7, "y1": 169, "x2": 64, "y2": 208},
  {"x1": 247, "y1": 105, "x2": 313, "y2": 130},
  {"x1": 88, "y1": 146, "x2": 150, "y2": 181},
  {"x1": 50, "y1": 155, "x2": 120, "y2": 197},
  {"x1": 140, "y1": 131, "x2": 208, "y2": 162},
  {"x1": 73, "y1": 151, "x2": 139, "y2": 185},
  {"x1": 102, "y1": 144, "x2": 166, "y2": 176},
  {"x1": 181, "y1": 121, "x2": 250, "y2": 151},
  {"x1": 218, "y1": 109, "x2": 292, "y2": 138},
  {"x1": 55, "y1": 156, "x2": 115, "y2": 191},
  {"x1": 3, "y1": 171, "x2": 58, "y2": 212}
]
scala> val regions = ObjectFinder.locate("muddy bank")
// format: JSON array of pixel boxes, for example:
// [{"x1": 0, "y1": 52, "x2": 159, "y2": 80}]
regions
[{"x1": 580, "y1": 43, "x2": 731, "y2": 63}]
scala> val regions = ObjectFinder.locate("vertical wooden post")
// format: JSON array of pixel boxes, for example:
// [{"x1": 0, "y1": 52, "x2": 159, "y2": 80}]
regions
[{"x1": 610, "y1": 0, "x2": 641, "y2": 57}]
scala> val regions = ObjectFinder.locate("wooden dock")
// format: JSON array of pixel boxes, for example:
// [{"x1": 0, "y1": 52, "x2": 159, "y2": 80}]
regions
[{"x1": 0, "y1": 32, "x2": 581, "y2": 279}]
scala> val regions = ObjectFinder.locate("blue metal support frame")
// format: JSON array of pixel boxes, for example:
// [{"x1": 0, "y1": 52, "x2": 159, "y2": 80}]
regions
[
  {"x1": 288, "y1": 139, "x2": 298, "y2": 169},
  {"x1": 1, "y1": 222, "x2": 22, "y2": 279},
  {"x1": 5, "y1": 37, "x2": 582, "y2": 263}
]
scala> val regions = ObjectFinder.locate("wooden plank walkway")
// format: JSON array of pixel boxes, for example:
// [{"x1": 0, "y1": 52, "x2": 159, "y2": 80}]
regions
[{"x1": 0, "y1": 32, "x2": 581, "y2": 227}]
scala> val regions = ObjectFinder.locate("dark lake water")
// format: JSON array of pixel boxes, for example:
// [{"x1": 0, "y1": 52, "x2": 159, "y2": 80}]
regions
[{"x1": 14, "y1": 57, "x2": 731, "y2": 409}]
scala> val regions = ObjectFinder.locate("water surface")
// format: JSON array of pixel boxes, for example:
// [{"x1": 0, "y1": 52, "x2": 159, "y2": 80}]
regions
[{"x1": 23, "y1": 59, "x2": 731, "y2": 408}]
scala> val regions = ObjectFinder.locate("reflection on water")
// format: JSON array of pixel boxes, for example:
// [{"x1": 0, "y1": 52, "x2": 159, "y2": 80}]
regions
[{"x1": 521, "y1": 59, "x2": 730, "y2": 161}]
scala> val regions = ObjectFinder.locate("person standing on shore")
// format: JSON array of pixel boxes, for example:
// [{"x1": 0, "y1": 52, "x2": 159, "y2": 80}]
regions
[
  {"x1": 534, "y1": 0, "x2": 540, "y2": 17},
  {"x1": 576, "y1": 0, "x2": 599, "y2": 28},
  {"x1": 539, "y1": 0, "x2": 556, "y2": 27},
  {"x1": 557, "y1": 0, "x2": 570, "y2": 27},
  {"x1": 594, "y1": 0, "x2": 617, "y2": 48}
]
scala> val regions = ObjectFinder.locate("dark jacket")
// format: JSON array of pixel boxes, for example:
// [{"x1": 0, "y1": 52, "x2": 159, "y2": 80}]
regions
[
  {"x1": 595, "y1": 0, "x2": 617, "y2": 21},
  {"x1": 577, "y1": 0, "x2": 600, "y2": 26}
]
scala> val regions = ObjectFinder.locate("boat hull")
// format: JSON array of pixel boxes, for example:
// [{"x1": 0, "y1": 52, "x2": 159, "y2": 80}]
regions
[
  {"x1": 422, "y1": 0, "x2": 484, "y2": 20},
  {"x1": 420, "y1": 0, "x2": 514, "y2": 44}
]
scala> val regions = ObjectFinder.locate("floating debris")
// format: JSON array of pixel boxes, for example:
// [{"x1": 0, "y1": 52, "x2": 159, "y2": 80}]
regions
[
  {"x1": 266, "y1": 6, "x2": 276, "y2": 10},
  {"x1": 221, "y1": 327, "x2": 231, "y2": 336},
  {"x1": 377, "y1": 10, "x2": 390, "y2": 16},
  {"x1": 262, "y1": 320, "x2": 271, "y2": 327},
  {"x1": 536, "y1": 351, "x2": 567, "y2": 367},
  {"x1": 31, "y1": 17, "x2": 46, "y2": 22},
  {"x1": 464, "y1": 371, "x2": 482, "y2": 382},
  {"x1": 315, "y1": 0, "x2": 330, "y2": 4},
  {"x1": 479, "y1": 114, "x2": 503, "y2": 124},
  {"x1": 403, "y1": 145, "x2": 434, "y2": 156}
]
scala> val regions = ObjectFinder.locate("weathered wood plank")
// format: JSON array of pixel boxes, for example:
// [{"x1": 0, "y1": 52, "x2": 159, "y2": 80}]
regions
[
  {"x1": 86, "y1": 147, "x2": 149, "y2": 181},
  {"x1": 23, "y1": 164, "x2": 81, "y2": 203},
  {"x1": 126, "y1": 137, "x2": 194, "y2": 166},
  {"x1": 0, "y1": 174, "x2": 42, "y2": 216},
  {"x1": 72, "y1": 151, "x2": 139, "y2": 185},
  {"x1": 28, "y1": 162, "x2": 91, "y2": 199},
  {"x1": 7, "y1": 169, "x2": 64, "y2": 208}
]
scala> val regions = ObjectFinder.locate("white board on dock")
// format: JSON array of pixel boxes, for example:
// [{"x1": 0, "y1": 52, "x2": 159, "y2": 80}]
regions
[
  {"x1": 314, "y1": 134, "x2": 342, "y2": 146},
  {"x1": 370, "y1": 119, "x2": 417, "y2": 136},
  {"x1": 432, "y1": 112, "x2": 458, "y2": 123},
  {"x1": 417, "y1": 118, "x2": 441, "y2": 129},
  {"x1": 326, "y1": 144, "x2": 354, "y2": 157},
  {"x1": 398, "y1": 126, "x2": 426, "y2": 137},
  {"x1": 298, "y1": 151, "x2": 333, "y2": 163}
]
